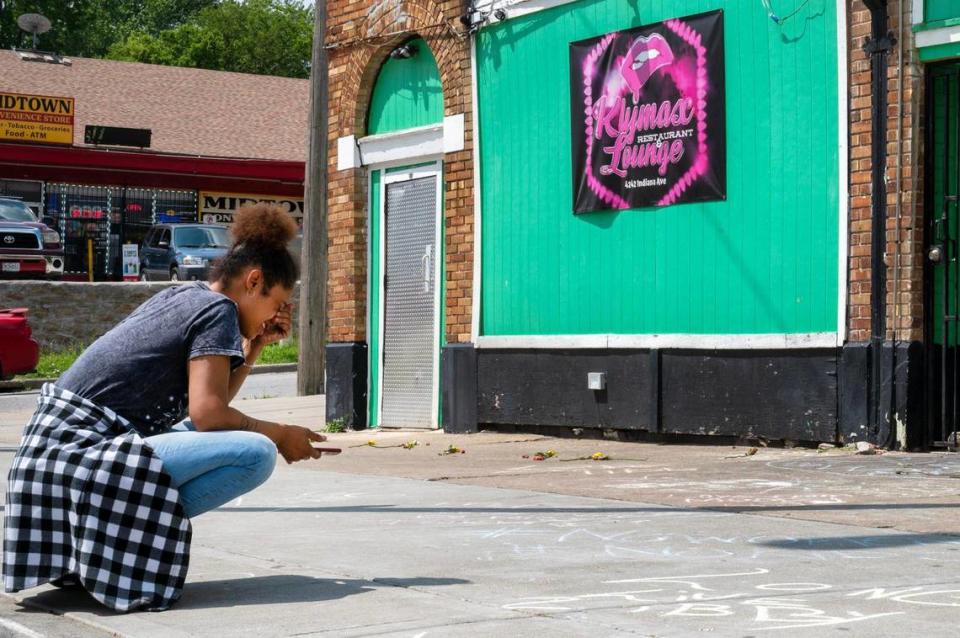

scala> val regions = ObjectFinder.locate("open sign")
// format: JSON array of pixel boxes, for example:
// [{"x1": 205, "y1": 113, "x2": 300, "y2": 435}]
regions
[{"x1": 69, "y1": 207, "x2": 106, "y2": 219}]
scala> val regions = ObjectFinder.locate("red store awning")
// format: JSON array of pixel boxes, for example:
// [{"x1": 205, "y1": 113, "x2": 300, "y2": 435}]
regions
[{"x1": 0, "y1": 142, "x2": 305, "y2": 196}]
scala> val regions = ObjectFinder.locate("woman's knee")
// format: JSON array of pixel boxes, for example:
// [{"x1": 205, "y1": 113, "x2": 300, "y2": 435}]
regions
[{"x1": 236, "y1": 432, "x2": 277, "y2": 484}]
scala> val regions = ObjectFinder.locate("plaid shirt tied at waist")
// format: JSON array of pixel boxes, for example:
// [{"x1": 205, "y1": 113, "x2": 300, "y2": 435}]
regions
[{"x1": 3, "y1": 384, "x2": 191, "y2": 612}]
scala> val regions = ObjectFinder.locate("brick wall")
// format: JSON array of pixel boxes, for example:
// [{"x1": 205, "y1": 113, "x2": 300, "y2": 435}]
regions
[
  {"x1": 847, "y1": 1, "x2": 925, "y2": 343},
  {"x1": 325, "y1": 0, "x2": 475, "y2": 344}
]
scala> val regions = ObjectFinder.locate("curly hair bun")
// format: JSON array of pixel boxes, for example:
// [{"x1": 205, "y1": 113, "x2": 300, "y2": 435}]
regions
[{"x1": 231, "y1": 202, "x2": 298, "y2": 249}]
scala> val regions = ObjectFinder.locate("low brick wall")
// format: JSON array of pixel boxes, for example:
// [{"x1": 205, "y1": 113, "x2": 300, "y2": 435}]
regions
[{"x1": 0, "y1": 281, "x2": 301, "y2": 351}]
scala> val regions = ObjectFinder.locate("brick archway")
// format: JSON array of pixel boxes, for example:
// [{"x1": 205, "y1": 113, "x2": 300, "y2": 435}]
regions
[
  {"x1": 326, "y1": 0, "x2": 475, "y2": 345},
  {"x1": 337, "y1": 1, "x2": 469, "y2": 136}
]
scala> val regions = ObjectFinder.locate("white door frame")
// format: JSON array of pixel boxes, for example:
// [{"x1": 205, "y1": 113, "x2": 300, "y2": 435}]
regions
[{"x1": 375, "y1": 161, "x2": 444, "y2": 428}]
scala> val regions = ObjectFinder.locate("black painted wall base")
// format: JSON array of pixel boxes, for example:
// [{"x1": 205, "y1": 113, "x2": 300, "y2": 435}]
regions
[
  {"x1": 469, "y1": 343, "x2": 927, "y2": 446},
  {"x1": 325, "y1": 342, "x2": 367, "y2": 430},
  {"x1": 321, "y1": 340, "x2": 926, "y2": 445},
  {"x1": 839, "y1": 340, "x2": 924, "y2": 447},
  {"x1": 441, "y1": 344, "x2": 478, "y2": 433},
  {"x1": 477, "y1": 348, "x2": 840, "y2": 442}
]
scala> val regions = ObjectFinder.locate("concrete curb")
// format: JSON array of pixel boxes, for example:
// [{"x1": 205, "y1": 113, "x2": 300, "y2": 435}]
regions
[
  {"x1": 0, "y1": 379, "x2": 45, "y2": 391},
  {"x1": 249, "y1": 362, "x2": 298, "y2": 376},
  {"x1": 2, "y1": 363, "x2": 298, "y2": 392},
  {"x1": 1, "y1": 592, "x2": 131, "y2": 638}
]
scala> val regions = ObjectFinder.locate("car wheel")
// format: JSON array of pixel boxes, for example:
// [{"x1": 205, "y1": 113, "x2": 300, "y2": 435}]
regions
[{"x1": 170, "y1": 267, "x2": 180, "y2": 282}]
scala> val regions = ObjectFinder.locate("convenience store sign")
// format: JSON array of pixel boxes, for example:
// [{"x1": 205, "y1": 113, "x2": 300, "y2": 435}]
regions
[
  {"x1": 199, "y1": 191, "x2": 304, "y2": 225},
  {"x1": 0, "y1": 92, "x2": 74, "y2": 145}
]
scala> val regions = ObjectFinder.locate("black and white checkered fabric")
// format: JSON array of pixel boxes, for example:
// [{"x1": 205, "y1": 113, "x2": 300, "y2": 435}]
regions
[{"x1": 3, "y1": 384, "x2": 192, "y2": 612}]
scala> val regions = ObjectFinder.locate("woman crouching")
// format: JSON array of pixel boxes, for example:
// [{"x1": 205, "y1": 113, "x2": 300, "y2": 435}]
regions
[{"x1": 3, "y1": 203, "x2": 333, "y2": 612}]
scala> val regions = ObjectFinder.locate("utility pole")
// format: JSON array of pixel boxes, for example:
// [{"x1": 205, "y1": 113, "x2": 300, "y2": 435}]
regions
[{"x1": 297, "y1": 0, "x2": 329, "y2": 396}]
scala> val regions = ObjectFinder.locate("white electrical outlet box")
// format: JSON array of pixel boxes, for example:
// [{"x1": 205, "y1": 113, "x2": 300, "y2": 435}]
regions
[{"x1": 587, "y1": 372, "x2": 606, "y2": 391}]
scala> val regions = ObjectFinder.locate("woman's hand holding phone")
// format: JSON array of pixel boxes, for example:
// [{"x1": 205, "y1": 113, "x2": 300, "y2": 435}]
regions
[{"x1": 277, "y1": 425, "x2": 342, "y2": 463}]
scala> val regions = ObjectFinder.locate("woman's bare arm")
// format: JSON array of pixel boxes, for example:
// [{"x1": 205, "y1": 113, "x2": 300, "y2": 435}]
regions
[
  {"x1": 188, "y1": 355, "x2": 326, "y2": 463},
  {"x1": 225, "y1": 340, "x2": 260, "y2": 402}
]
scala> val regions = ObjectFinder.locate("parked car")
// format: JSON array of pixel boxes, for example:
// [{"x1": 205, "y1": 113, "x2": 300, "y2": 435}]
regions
[
  {"x1": 0, "y1": 197, "x2": 65, "y2": 280},
  {"x1": 0, "y1": 308, "x2": 39, "y2": 379},
  {"x1": 139, "y1": 223, "x2": 230, "y2": 282}
]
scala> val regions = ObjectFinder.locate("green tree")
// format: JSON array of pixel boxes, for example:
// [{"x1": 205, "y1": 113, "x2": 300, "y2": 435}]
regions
[
  {"x1": 0, "y1": 1, "x2": 215, "y2": 57},
  {"x1": 107, "y1": 0, "x2": 313, "y2": 78},
  {"x1": 134, "y1": 0, "x2": 220, "y2": 35}
]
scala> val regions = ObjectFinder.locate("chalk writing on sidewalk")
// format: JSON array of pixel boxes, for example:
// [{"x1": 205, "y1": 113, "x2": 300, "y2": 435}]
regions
[{"x1": 502, "y1": 568, "x2": 960, "y2": 630}]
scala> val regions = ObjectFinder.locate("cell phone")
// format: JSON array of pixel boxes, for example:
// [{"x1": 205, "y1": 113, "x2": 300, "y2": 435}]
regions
[{"x1": 314, "y1": 447, "x2": 342, "y2": 454}]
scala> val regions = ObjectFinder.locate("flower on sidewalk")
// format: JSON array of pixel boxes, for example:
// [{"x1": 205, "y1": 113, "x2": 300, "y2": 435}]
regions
[
  {"x1": 351, "y1": 439, "x2": 421, "y2": 450},
  {"x1": 524, "y1": 449, "x2": 557, "y2": 461},
  {"x1": 439, "y1": 445, "x2": 466, "y2": 455}
]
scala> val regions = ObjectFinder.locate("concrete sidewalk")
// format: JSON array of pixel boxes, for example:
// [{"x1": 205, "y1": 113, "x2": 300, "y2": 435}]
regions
[
  {"x1": 4, "y1": 464, "x2": 959, "y2": 637},
  {"x1": 0, "y1": 394, "x2": 958, "y2": 636}
]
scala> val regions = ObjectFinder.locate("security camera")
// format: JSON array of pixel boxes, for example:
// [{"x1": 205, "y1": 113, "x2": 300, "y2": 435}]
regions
[
  {"x1": 389, "y1": 43, "x2": 418, "y2": 59},
  {"x1": 494, "y1": 8, "x2": 507, "y2": 21},
  {"x1": 459, "y1": 8, "x2": 485, "y2": 32}
]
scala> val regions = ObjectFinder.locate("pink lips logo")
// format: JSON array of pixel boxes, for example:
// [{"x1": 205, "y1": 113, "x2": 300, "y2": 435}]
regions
[
  {"x1": 579, "y1": 17, "x2": 714, "y2": 209},
  {"x1": 619, "y1": 33, "x2": 674, "y2": 102}
]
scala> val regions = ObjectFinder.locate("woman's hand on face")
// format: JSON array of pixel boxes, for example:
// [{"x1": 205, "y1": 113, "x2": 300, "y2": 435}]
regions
[
  {"x1": 277, "y1": 424, "x2": 328, "y2": 464},
  {"x1": 253, "y1": 302, "x2": 293, "y2": 349}
]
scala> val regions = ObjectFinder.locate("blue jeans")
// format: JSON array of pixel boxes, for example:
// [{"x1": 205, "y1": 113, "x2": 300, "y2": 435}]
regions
[{"x1": 145, "y1": 420, "x2": 277, "y2": 518}]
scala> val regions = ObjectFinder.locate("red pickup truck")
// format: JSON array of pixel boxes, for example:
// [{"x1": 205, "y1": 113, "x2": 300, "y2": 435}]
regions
[
  {"x1": 0, "y1": 308, "x2": 39, "y2": 379},
  {"x1": 0, "y1": 197, "x2": 65, "y2": 279}
]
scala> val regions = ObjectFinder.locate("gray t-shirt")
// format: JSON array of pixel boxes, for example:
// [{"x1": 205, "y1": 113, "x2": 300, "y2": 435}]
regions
[{"x1": 58, "y1": 282, "x2": 244, "y2": 436}]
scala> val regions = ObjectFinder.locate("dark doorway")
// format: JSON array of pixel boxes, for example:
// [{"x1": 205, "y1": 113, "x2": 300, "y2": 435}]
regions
[{"x1": 924, "y1": 62, "x2": 960, "y2": 449}]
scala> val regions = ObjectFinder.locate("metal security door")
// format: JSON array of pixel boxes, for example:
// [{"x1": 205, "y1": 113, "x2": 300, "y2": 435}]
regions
[
  {"x1": 45, "y1": 183, "x2": 112, "y2": 279},
  {"x1": 380, "y1": 173, "x2": 439, "y2": 428},
  {"x1": 926, "y1": 64, "x2": 960, "y2": 449}
]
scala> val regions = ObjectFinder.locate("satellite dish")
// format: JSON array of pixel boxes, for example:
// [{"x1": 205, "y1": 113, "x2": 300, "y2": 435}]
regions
[
  {"x1": 17, "y1": 13, "x2": 51, "y2": 34},
  {"x1": 17, "y1": 13, "x2": 51, "y2": 50}
]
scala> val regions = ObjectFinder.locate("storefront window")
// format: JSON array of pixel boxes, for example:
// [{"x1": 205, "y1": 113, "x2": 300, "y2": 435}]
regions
[
  {"x1": 114, "y1": 187, "x2": 156, "y2": 251},
  {"x1": 156, "y1": 189, "x2": 198, "y2": 223},
  {"x1": 45, "y1": 183, "x2": 112, "y2": 278},
  {"x1": 46, "y1": 183, "x2": 198, "y2": 280}
]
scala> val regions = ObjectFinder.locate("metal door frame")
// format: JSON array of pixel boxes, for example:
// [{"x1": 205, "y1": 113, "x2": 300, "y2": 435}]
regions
[{"x1": 375, "y1": 161, "x2": 443, "y2": 428}]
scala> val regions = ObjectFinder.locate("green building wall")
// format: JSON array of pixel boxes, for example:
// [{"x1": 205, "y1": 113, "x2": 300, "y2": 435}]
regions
[
  {"x1": 476, "y1": 0, "x2": 841, "y2": 337},
  {"x1": 926, "y1": 0, "x2": 960, "y2": 24},
  {"x1": 367, "y1": 38, "x2": 443, "y2": 135},
  {"x1": 916, "y1": 0, "x2": 960, "y2": 62}
]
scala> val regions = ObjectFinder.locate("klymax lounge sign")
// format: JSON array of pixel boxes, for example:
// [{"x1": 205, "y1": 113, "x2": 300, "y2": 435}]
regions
[{"x1": 570, "y1": 10, "x2": 726, "y2": 213}]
